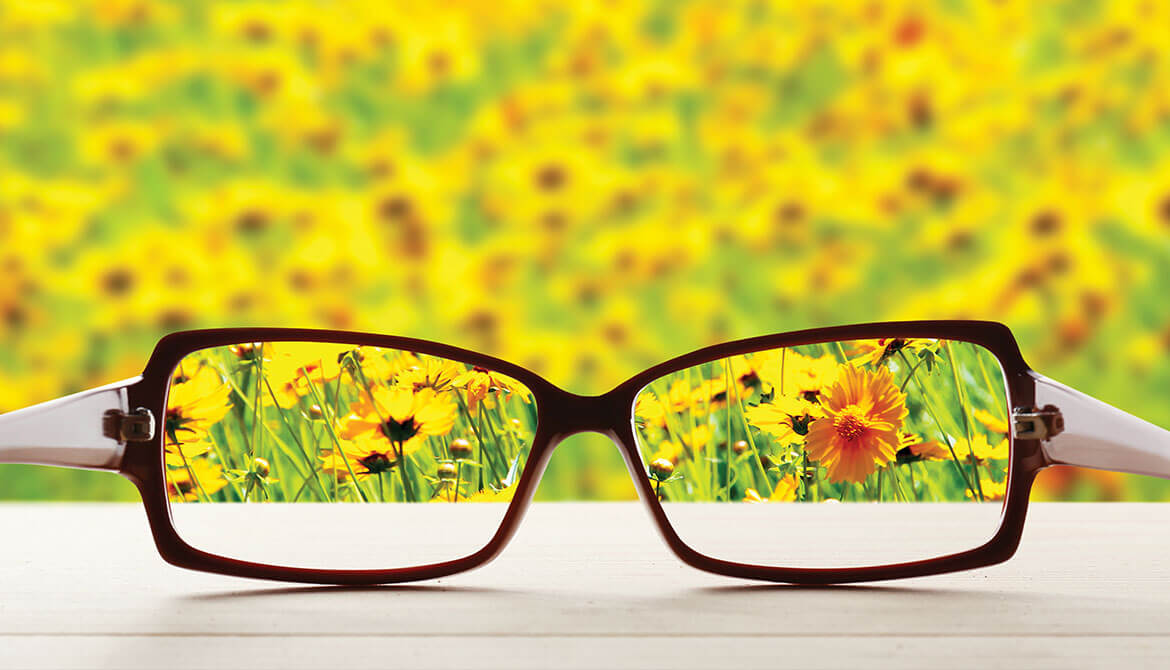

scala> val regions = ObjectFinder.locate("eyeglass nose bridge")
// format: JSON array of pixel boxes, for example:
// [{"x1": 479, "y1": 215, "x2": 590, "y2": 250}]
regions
[{"x1": 536, "y1": 387, "x2": 635, "y2": 444}]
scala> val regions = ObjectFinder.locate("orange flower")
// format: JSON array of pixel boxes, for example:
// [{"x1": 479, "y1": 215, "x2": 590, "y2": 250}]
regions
[{"x1": 804, "y1": 365, "x2": 908, "y2": 483}]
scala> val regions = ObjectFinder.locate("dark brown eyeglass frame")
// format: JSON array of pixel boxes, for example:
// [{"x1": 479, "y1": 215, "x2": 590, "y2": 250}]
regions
[{"x1": 2, "y1": 320, "x2": 1168, "y2": 585}]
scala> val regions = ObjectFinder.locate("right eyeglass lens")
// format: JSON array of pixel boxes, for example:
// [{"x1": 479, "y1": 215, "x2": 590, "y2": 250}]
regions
[{"x1": 633, "y1": 338, "x2": 1011, "y2": 569}]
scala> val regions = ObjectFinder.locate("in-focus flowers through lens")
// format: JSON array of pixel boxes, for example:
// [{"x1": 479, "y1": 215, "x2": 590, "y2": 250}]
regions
[
  {"x1": 633, "y1": 338, "x2": 1012, "y2": 568},
  {"x1": 163, "y1": 341, "x2": 539, "y2": 570}
]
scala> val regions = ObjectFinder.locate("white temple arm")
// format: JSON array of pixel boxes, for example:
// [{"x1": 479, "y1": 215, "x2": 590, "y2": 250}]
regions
[
  {"x1": 0, "y1": 377, "x2": 146, "y2": 470},
  {"x1": 1030, "y1": 373, "x2": 1170, "y2": 479}
]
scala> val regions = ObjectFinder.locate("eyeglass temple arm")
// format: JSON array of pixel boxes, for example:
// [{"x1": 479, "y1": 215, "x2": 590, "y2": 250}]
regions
[
  {"x1": 1029, "y1": 373, "x2": 1170, "y2": 479},
  {"x1": 0, "y1": 377, "x2": 144, "y2": 471}
]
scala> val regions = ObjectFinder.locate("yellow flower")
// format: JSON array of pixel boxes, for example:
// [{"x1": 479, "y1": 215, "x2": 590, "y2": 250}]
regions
[
  {"x1": 679, "y1": 424, "x2": 712, "y2": 452},
  {"x1": 464, "y1": 482, "x2": 518, "y2": 503},
  {"x1": 396, "y1": 357, "x2": 464, "y2": 393},
  {"x1": 453, "y1": 366, "x2": 529, "y2": 413},
  {"x1": 960, "y1": 434, "x2": 1009, "y2": 464},
  {"x1": 973, "y1": 409, "x2": 1009, "y2": 434},
  {"x1": 166, "y1": 459, "x2": 228, "y2": 502},
  {"x1": 745, "y1": 395, "x2": 821, "y2": 444},
  {"x1": 320, "y1": 441, "x2": 406, "y2": 479},
  {"x1": 967, "y1": 476, "x2": 1008, "y2": 501},
  {"x1": 651, "y1": 440, "x2": 683, "y2": 464},
  {"x1": 756, "y1": 351, "x2": 839, "y2": 404},
  {"x1": 689, "y1": 377, "x2": 729, "y2": 410},
  {"x1": 804, "y1": 365, "x2": 908, "y2": 484},
  {"x1": 743, "y1": 475, "x2": 799, "y2": 503},
  {"x1": 261, "y1": 342, "x2": 351, "y2": 407},
  {"x1": 166, "y1": 365, "x2": 231, "y2": 449},
  {"x1": 340, "y1": 386, "x2": 457, "y2": 448},
  {"x1": 849, "y1": 338, "x2": 937, "y2": 368},
  {"x1": 725, "y1": 355, "x2": 766, "y2": 398},
  {"x1": 634, "y1": 391, "x2": 667, "y2": 429},
  {"x1": 897, "y1": 433, "x2": 950, "y2": 462},
  {"x1": 655, "y1": 379, "x2": 694, "y2": 415}
]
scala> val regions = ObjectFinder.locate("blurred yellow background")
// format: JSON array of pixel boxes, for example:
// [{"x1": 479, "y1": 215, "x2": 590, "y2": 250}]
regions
[{"x1": 1, "y1": 0, "x2": 1169, "y2": 501}]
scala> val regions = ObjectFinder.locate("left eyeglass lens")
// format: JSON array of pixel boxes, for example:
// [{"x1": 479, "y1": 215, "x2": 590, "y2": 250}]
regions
[{"x1": 164, "y1": 342, "x2": 537, "y2": 570}]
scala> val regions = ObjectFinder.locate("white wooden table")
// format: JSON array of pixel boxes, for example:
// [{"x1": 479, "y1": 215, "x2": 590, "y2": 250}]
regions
[{"x1": 1, "y1": 503, "x2": 1168, "y2": 669}]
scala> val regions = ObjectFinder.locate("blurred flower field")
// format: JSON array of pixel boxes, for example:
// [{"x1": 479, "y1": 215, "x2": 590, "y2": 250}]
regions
[{"x1": 1, "y1": 0, "x2": 1169, "y2": 501}]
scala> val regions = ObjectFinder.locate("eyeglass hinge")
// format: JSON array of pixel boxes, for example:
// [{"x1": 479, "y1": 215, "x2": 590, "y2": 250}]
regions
[
  {"x1": 102, "y1": 408, "x2": 156, "y2": 443},
  {"x1": 1012, "y1": 405, "x2": 1064, "y2": 441}
]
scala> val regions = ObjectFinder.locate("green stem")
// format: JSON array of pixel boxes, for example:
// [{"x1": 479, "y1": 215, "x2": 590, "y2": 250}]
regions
[
  {"x1": 897, "y1": 350, "x2": 980, "y2": 500},
  {"x1": 262, "y1": 378, "x2": 329, "y2": 501},
  {"x1": 723, "y1": 360, "x2": 734, "y2": 502},
  {"x1": 393, "y1": 440, "x2": 416, "y2": 502},
  {"x1": 946, "y1": 346, "x2": 985, "y2": 501},
  {"x1": 302, "y1": 376, "x2": 368, "y2": 503}
]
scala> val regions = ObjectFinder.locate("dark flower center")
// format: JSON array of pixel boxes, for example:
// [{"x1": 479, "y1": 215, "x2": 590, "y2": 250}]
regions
[
  {"x1": 774, "y1": 202, "x2": 805, "y2": 226},
  {"x1": 101, "y1": 268, "x2": 134, "y2": 297},
  {"x1": 880, "y1": 339, "x2": 907, "y2": 362},
  {"x1": 234, "y1": 209, "x2": 270, "y2": 234},
  {"x1": 380, "y1": 417, "x2": 420, "y2": 443},
  {"x1": 739, "y1": 370, "x2": 762, "y2": 391},
  {"x1": 792, "y1": 414, "x2": 814, "y2": 436},
  {"x1": 535, "y1": 164, "x2": 568, "y2": 191},
  {"x1": 1030, "y1": 210, "x2": 1062, "y2": 236},
  {"x1": 378, "y1": 195, "x2": 414, "y2": 222},
  {"x1": 359, "y1": 452, "x2": 395, "y2": 474}
]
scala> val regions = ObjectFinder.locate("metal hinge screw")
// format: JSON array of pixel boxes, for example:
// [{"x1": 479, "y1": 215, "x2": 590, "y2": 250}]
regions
[
  {"x1": 1012, "y1": 405, "x2": 1065, "y2": 441},
  {"x1": 103, "y1": 408, "x2": 156, "y2": 443}
]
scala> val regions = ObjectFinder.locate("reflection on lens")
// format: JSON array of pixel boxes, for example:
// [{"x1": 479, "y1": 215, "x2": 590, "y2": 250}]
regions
[
  {"x1": 634, "y1": 338, "x2": 1011, "y2": 568},
  {"x1": 165, "y1": 342, "x2": 536, "y2": 569}
]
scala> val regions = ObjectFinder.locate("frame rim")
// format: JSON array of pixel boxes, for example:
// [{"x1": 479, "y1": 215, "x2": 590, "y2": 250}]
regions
[{"x1": 117, "y1": 321, "x2": 1046, "y2": 585}]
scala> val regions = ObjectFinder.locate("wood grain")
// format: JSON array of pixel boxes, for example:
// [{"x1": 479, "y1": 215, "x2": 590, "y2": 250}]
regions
[{"x1": 1, "y1": 502, "x2": 1167, "y2": 669}]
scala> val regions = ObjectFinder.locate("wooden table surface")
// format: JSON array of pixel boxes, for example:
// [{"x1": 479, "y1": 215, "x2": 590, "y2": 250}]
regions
[{"x1": 1, "y1": 502, "x2": 1168, "y2": 669}]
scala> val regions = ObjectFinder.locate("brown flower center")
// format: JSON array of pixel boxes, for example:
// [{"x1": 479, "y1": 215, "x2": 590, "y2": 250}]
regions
[
  {"x1": 834, "y1": 411, "x2": 868, "y2": 442},
  {"x1": 359, "y1": 451, "x2": 396, "y2": 474},
  {"x1": 1030, "y1": 210, "x2": 1062, "y2": 236},
  {"x1": 534, "y1": 164, "x2": 568, "y2": 192},
  {"x1": 380, "y1": 417, "x2": 420, "y2": 443},
  {"x1": 1157, "y1": 194, "x2": 1170, "y2": 226},
  {"x1": 101, "y1": 268, "x2": 135, "y2": 297}
]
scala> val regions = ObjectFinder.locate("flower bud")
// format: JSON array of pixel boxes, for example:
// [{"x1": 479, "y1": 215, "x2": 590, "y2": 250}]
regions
[
  {"x1": 251, "y1": 457, "x2": 270, "y2": 477},
  {"x1": 306, "y1": 404, "x2": 324, "y2": 420},
  {"x1": 437, "y1": 462, "x2": 459, "y2": 481},
  {"x1": 230, "y1": 342, "x2": 264, "y2": 359},
  {"x1": 449, "y1": 438, "x2": 473, "y2": 458},
  {"x1": 732, "y1": 440, "x2": 749, "y2": 454},
  {"x1": 649, "y1": 457, "x2": 674, "y2": 481}
]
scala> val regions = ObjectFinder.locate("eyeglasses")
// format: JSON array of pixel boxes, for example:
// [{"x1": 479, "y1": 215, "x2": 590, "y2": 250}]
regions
[{"x1": 1, "y1": 321, "x2": 1166, "y2": 585}]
